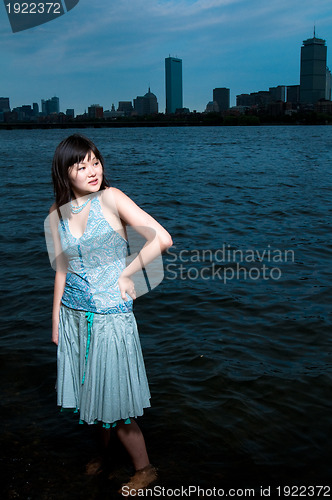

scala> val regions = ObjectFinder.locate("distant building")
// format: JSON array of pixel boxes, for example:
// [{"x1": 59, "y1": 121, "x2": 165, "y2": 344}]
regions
[
  {"x1": 175, "y1": 107, "x2": 190, "y2": 114},
  {"x1": 118, "y1": 101, "x2": 133, "y2": 116},
  {"x1": 316, "y1": 99, "x2": 332, "y2": 114},
  {"x1": 237, "y1": 86, "x2": 287, "y2": 109},
  {"x1": 286, "y1": 85, "x2": 300, "y2": 103},
  {"x1": 104, "y1": 104, "x2": 124, "y2": 119},
  {"x1": 326, "y1": 67, "x2": 332, "y2": 100},
  {"x1": 0, "y1": 97, "x2": 10, "y2": 112},
  {"x1": 300, "y1": 33, "x2": 328, "y2": 104},
  {"x1": 88, "y1": 104, "x2": 103, "y2": 119},
  {"x1": 49, "y1": 96, "x2": 59, "y2": 113},
  {"x1": 134, "y1": 88, "x2": 158, "y2": 116},
  {"x1": 41, "y1": 96, "x2": 60, "y2": 115},
  {"x1": 133, "y1": 96, "x2": 145, "y2": 116},
  {"x1": 205, "y1": 101, "x2": 219, "y2": 113},
  {"x1": 165, "y1": 56, "x2": 183, "y2": 114},
  {"x1": 213, "y1": 88, "x2": 230, "y2": 111},
  {"x1": 12, "y1": 105, "x2": 30, "y2": 121},
  {"x1": 21, "y1": 105, "x2": 33, "y2": 116},
  {"x1": 32, "y1": 102, "x2": 39, "y2": 116},
  {"x1": 143, "y1": 88, "x2": 158, "y2": 114},
  {"x1": 268, "y1": 101, "x2": 285, "y2": 116},
  {"x1": 236, "y1": 90, "x2": 271, "y2": 108},
  {"x1": 254, "y1": 91, "x2": 272, "y2": 106},
  {"x1": 269, "y1": 86, "x2": 285, "y2": 102},
  {"x1": 236, "y1": 94, "x2": 253, "y2": 107},
  {"x1": 66, "y1": 109, "x2": 75, "y2": 118}
]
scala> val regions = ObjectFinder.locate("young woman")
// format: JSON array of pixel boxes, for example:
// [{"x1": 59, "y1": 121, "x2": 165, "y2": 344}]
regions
[{"x1": 48, "y1": 134, "x2": 172, "y2": 491}]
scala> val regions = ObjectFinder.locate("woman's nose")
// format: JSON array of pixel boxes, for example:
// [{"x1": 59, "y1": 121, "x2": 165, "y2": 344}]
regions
[{"x1": 87, "y1": 163, "x2": 95, "y2": 176}]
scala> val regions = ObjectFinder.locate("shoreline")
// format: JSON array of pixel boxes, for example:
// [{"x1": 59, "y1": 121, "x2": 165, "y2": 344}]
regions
[{"x1": 1, "y1": 120, "x2": 331, "y2": 130}]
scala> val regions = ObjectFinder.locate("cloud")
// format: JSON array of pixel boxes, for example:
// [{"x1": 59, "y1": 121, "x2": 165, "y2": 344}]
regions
[{"x1": 2, "y1": 0, "x2": 331, "y2": 66}]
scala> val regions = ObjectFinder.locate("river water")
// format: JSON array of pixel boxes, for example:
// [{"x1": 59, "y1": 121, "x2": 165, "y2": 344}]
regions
[{"x1": 0, "y1": 126, "x2": 331, "y2": 499}]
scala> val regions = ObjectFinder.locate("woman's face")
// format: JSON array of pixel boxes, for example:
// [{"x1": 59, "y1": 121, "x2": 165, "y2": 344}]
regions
[{"x1": 68, "y1": 150, "x2": 103, "y2": 199}]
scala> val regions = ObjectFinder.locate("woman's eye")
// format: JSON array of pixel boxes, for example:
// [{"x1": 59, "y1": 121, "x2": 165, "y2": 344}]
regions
[
  {"x1": 94, "y1": 161, "x2": 99, "y2": 166},
  {"x1": 78, "y1": 166, "x2": 85, "y2": 171}
]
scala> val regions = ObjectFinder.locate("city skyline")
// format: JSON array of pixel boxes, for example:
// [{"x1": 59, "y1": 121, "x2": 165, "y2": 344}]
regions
[
  {"x1": 1, "y1": 1, "x2": 332, "y2": 113},
  {"x1": 3, "y1": 31, "x2": 331, "y2": 119}
]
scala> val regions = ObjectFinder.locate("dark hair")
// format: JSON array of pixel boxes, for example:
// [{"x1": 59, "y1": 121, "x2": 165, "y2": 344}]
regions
[{"x1": 52, "y1": 134, "x2": 109, "y2": 211}]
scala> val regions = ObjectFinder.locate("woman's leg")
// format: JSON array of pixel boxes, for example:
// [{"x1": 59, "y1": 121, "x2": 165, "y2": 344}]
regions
[
  {"x1": 115, "y1": 420, "x2": 157, "y2": 491},
  {"x1": 115, "y1": 420, "x2": 149, "y2": 471},
  {"x1": 99, "y1": 425, "x2": 111, "y2": 450},
  {"x1": 86, "y1": 426, "x2": 111, "y2": 475}
]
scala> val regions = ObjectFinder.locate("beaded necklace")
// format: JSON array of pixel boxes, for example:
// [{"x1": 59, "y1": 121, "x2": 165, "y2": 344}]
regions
[{"x1": 70, "y1": 197, "x2": 90, "y2": 214}]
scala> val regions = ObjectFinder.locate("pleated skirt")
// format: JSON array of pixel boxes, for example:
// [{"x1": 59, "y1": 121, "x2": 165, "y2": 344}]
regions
[{"x1": 57, "y1": 304, "x2": 151, "y2": 425}]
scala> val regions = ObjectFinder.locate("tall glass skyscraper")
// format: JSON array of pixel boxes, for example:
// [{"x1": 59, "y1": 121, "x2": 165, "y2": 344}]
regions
[
  {"x1": 165, "y1": 57, "x2": 183, "y2": 114},
  {"x1": 300, "y1": 34, "x2": 328, "y2": 104}
]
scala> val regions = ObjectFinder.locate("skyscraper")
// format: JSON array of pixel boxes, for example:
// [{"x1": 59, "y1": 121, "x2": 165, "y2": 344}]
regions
[
  {"x1": 286, "y1": 85, "x2": 300, "y2": 104},
  {"x1": 165, "y1": 57, "x2": 183, "y2": 114},
  {"x1": 300, "y1": 32, "x2": 328, "y2": 104},
  {"x1": 41, "y1": 96, "x2": 60, "y2": 115},
  {"x1": 213, "y1": 88, "x2": 230, "y2": 112},
  {"x1": 32, "y1": 102, "x2": 39, "y2": 116},
  {"x1": 0, "y1": 97, "x2": 10, "y2": 112}
]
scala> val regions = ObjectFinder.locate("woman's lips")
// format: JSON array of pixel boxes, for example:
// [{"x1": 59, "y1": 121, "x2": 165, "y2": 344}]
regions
[{"x1": 88, "y1": 179, "x2": 98, "y2": 185}]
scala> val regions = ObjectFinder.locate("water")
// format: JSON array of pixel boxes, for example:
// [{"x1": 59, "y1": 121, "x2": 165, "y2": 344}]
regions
[{"x1": 0, "y1": 126, "x2": 331, "y2": 499}]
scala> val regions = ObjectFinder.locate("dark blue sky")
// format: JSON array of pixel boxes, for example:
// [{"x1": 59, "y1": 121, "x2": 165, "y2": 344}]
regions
[{"x1": 1, "y1": 0, "x2": 331, "y2": 113}]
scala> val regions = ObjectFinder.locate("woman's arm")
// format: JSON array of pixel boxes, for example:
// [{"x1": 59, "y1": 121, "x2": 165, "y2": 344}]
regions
[
  {"x1": 52, "y1": 270, "x2": 66, "y2": 345},
  {"x1": 48, "y1": 203, "x2": 68, "y2": 344},
  {"x1": 103, "y1": 188, "x2": 173, "y2": 300}
]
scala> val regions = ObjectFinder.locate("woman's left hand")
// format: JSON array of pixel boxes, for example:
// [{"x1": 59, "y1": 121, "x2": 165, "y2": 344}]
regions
[{"x1": 118, "y1": 275, "x2": 136, "y2": 301}]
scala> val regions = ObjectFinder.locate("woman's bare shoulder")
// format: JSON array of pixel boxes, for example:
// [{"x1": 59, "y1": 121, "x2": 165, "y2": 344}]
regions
[
  {"x1": 101, "y1": 186, "x2": 129, "y2": 205},
  {"x1": 102, "y1": 186, "x2": 124, "y2": 197}
]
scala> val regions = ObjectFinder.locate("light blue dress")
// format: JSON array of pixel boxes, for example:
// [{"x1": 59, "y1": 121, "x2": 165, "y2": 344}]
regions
[{"x1": 56, "y1": 194, "x2": 151, "y2": 426}]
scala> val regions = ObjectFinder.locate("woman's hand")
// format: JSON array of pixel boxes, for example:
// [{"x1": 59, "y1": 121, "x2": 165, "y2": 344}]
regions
[{"x1": 118, "y1": 275, "x2": 136, "y2": 301}]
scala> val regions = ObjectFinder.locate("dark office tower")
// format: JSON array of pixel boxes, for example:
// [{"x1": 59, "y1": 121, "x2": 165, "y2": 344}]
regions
[
  {"x1": 300, "y1": 33, "x2": 328, "y2": 104},
  {"x1": 32, "y1": 102, "x2": 39, "y2": 116},
  {"x1": 49, "y1": 96, "x2": 60, "y2": 114},
  {"x1": 213, "y1": 88, "x2": 230, "y2": 111},
  {"x1": 165, "y1": 57, "x2": 183, "y2": 114},
  {"x1": 0, "y1": 97, "x2": 10, "y2": 112},
  {"x1": 286, "y1": 85, "x2": 300, "y2": 103}
]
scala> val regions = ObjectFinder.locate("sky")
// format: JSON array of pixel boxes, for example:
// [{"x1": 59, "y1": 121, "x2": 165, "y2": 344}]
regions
[{"x1": 1, "y1": 0, "x2": 332, "y2": 114}]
